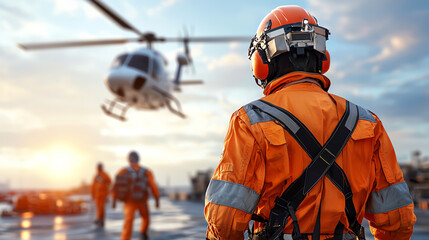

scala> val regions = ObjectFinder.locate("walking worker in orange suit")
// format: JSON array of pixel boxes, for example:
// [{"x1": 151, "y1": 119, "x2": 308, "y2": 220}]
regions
[
  {"x1": 204, "y1": 5, "x2": 416, "y2": 240},
  {"x1": 113, "y1": 151, "x2": 160, "y2": 240},
  {"x1": 91, "y1": 162, "x2": 112, "y2": 228}
]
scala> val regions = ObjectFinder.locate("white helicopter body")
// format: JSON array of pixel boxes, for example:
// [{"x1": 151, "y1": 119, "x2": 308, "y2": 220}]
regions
[
  {"x1": 107, "y1": 48, "x2": 170, "y2": 110},
  {"x1": 18, "y1": 0, "x2": 248, "y2": 121},
  {"x1": 102, "y1": 48, "x2": 189, "y2": 120}
]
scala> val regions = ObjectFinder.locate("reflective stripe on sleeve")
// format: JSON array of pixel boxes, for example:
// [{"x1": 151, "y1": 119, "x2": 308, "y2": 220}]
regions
[
  {"x1": 365, "y1": 181, "x2": 413, "y2": 214},
  {"x1": 205, "y1": 179, "x2": 260, "y2": 214},
  {"x1": 357, "y1": 105, "x2": 376, "y2": 123}
]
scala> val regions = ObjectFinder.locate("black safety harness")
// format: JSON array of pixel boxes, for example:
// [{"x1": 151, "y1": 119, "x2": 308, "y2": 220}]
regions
[{"x1": 248, "y1": 99, "x2": 365, "y2": 240}]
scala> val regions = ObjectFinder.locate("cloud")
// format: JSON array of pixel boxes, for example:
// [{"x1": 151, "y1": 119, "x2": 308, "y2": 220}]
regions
[
  {"x1": 229, "y1": 42, "x2": 240, "y2": 50},
  {"x1": 52, "y1": 0, "x2": 103, "y2": 19},
  {"x1": 146, "y1": 0, "x2": 181, "y2": 16},
  {"x1": 120, "y1": 1, "x2": 139, "y2": 20},
  {"x1": 0, "y1": 109, "x2": 46, "y2": 131},
  {"x1": 1, "y1": 17, "x2": 53, "y2": 40},
  {"x1": 0, "y1": 80, "x2": 28, "y2": 102},
  {"x1": 343, "y1": 72, "x2": 429, "y2": 130},
  {"x1": 0, "y1": 2, "x2": 31, "y2": 19},
  {"x1": 207, "y1": 52, "x2": 247, "y2": 71},
  {"x1": 376, "y1": 76, "x2": 429, "y2": 122},
  {"x1": 308, "y1": 0, "x2": 429, "y2": 71},
  {"x1": 366, "y1": 35, "x2": 416, "y2": 64}
]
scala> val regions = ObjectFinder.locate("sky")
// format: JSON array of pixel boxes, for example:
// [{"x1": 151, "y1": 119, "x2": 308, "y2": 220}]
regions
[{"x1": 1, "y1": 0, "x2": 429, "y2": 190}]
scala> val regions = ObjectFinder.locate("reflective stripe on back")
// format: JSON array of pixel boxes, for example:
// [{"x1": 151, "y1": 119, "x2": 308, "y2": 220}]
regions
[
  {"x1": 136, "y1": 168, "x2": 148, "y2": 188},
  {"x1": 244, "y1": 100, "x2": 375, "y2": 126},
  {"x1": 126, "y1": 166, "x2": 136, "y2": 179},
  {"x1": 206, "y1": 179, "x2": 260, "y2": 214},
  {"x1": 345, "y1": 103, "x2": 358, "y2": 130},
  {"x1": 250, "y1": 100, "x2": 300, "y2": 134},
  {"x1": 365, "y1": 181, "x2": 413, "y2": 214},
  {"x1": 126, "y1": 166, "x2": 146, "y2": 179}
]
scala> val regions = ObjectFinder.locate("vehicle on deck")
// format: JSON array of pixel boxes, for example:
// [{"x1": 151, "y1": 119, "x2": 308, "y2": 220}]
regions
[{"x1": 1, "y1": 192, "x2": 86, "y2": 217}]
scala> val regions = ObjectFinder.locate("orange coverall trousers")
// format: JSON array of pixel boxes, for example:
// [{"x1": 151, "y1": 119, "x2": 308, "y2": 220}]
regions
[
  {"x1": 95, "y1": 194, "x2": 108, "y2": 221},
  {"x1": 121, "y1": 201, "x2": 150, "y2": 240}
]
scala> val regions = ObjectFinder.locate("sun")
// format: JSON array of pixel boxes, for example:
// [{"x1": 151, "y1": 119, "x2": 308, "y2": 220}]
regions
[
  {"x1": 47, "y1": 147, "x2": 76, "y2": 175},
  {"x1": 33, "y1": 145, "x2": 85, "y2": 184}
]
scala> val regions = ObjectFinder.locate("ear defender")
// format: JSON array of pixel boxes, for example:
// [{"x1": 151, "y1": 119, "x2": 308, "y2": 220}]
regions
[
  {"x1": 322, "y1": 50, "x2": 330, "y2": 74},
  {"x1": 251, "y1": 50, "x2": 270, "y2": 81}
]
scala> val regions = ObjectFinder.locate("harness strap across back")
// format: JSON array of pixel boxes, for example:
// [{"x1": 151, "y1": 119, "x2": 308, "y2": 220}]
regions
[{"x1": 249, "y1": 99, "x2": 363, "y2": 240}]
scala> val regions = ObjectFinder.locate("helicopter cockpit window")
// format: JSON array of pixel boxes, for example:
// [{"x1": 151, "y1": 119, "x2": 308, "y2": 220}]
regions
[
  {"x1": 110, "y1": 54, "x2": 128, "y2": 68},
  {"x1": 151, "y1": 60, "x2": 162, "y2": 80},
  {"x1": 128, "y1": 54, "x2": 149, "y2": 73}
]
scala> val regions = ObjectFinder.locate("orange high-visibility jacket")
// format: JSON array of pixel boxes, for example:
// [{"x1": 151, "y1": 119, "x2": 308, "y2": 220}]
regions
[
  {"x1": 205, "y1": 72, "x2": 416, "y2": 240},
  {"x1": 91, "y1": 171, "x2": 111, "y2": 199},
  {"x1": 116, "y1": 166, "x2": 160, "y2": 201}
]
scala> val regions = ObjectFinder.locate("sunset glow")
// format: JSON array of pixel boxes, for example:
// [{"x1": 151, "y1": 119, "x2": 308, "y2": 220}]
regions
[{"x1": 27, "y1": 145, "x2": 87, "y2": 187}]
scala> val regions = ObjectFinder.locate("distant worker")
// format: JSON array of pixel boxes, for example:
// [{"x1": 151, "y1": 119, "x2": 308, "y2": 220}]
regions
[
  {"x1": 91, "y1": 162, "x2": 111, "y2": 228},
  {"x1": 205, "y1": 6, "x2": 416, "y2": 240},
  {"x1": 112, "y1": 151, "x2": 160, "y2": 240}
]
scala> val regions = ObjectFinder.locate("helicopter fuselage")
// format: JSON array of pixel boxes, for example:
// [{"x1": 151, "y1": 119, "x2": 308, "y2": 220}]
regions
[
  {"x1": 105, "y1": 48, "x2": 173, "y2": 111},
  {"x1": 17, "y1": 0, "x2": 248, "y2": 120}
]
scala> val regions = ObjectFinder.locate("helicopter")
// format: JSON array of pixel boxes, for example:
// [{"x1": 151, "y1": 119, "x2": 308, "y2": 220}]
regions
[{"x1": 18, "y1": 0, "x2": 249, "y2": 121}]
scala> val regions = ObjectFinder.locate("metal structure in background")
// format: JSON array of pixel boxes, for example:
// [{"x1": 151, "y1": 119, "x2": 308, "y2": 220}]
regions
[
  {"x1": 190, "y1": 169, "x2": 213, "y2": 202},
  {"x1": 401, "y1": 150, "x2": 429, "y2": 210}
]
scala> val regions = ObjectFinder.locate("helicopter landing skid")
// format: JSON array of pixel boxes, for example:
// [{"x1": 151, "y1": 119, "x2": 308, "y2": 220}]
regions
[
  {"x1": 166, "y1": 101, "x2": 186, "y2": 118},
  {"x1": 101, "y1": 99, "x2": 129, "y2": 121},
  {"x1": 164, "y1": 94, "x2": 186, "y2": 118}
]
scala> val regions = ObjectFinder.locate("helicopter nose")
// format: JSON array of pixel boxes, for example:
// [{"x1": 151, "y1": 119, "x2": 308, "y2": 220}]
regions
[{"x1": 106, "y1": 70, "x2": 126, "y2": 97}]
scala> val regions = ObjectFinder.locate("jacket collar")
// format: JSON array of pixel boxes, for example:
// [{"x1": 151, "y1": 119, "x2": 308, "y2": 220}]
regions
[{"x1": 263, "y1": 72, "x2": 331, "y2": 96}]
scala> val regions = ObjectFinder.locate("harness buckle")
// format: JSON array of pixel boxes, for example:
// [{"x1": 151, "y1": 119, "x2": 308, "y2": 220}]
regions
[{"x1": 274, "y1": 197, "x2": 289, "y2": 210}]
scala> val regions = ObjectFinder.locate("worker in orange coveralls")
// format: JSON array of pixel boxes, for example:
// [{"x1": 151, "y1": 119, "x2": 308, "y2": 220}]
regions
[
  {"x1": 113, "y1": 151, "x2": 160, "y2": 240},
  {"x1": 91, "y1": 162, "x2": 111, "y2": 228},
  {"x1": 205, "y1": 5, "x2": 416, "y2": 240}
]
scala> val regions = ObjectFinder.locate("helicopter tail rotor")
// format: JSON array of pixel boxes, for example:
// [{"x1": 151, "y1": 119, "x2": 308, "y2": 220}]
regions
[
  {"x1": 182, "y1": 26, "x2": 197, "y2": 74},
  {"x1": 183, "y1": 39, "x2": 197, "y2": 74}
]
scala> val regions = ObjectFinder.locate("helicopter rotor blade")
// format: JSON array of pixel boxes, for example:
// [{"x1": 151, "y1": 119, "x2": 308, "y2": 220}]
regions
[
  {"x1": 17, "y1": 35, "x2": 250, "y2": 51},
  {"x1": 164, "y1": 36, "x2": 250, "y2": 43},
  {"x1": 18, "y1": 38, "x2": 141, "y2": 50},
  {"x1": 88, "y1": 0, "x2": 143, "y2": 36}
]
